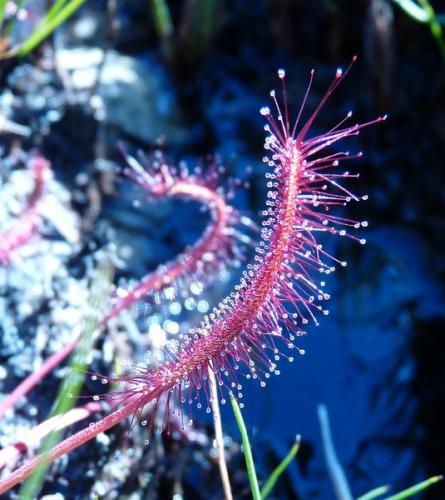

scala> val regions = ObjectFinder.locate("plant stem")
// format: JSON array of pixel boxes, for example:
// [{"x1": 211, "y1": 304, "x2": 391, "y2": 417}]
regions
[
  {"x1": 230, "y1": 393, "x2": 261, "y2": 500},
  {"x1": 209, "y1": 368, "x2": 233, "y2": 500}
]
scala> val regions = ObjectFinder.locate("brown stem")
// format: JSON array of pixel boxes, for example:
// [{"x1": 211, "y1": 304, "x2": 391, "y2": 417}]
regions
[{"x1": 209, "y1": 368, "x2": 233, "y2": 500}]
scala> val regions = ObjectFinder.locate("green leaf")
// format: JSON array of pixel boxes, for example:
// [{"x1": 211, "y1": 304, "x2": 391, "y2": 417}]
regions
[
  {"x1": 391, "y1": 0, "x2": 429, "y2": 23},
  {"x1": 384, "y1": 475, "x2": 443, "y2": 500},
  {"x1": 418, "y1": 0, "x2": 445, "y2": 59},
  {"x1": 16, "y1": 0, "x2": 85, "y2": 57},
  {"x1": 230, "y1": 393, "x2": 261, "y2": 500},
  {"x1": 2, "y1": 0, "x2": 27, "y2": 38},
  {"x1": 149, "y1": 0, "x2": 175, "y2": 62},
  {"x1": 260, "y1": 436, "x2": 301, "y2": 499},
  {"x1": 356, "y1": 484, "x2": 390, "y2": 500},
  {"x1": 45, "y1": 0, "x2": 72, "y2": 21},
  {"x1": 391, "y1": 0, "x2": 445, "y2": 59}
]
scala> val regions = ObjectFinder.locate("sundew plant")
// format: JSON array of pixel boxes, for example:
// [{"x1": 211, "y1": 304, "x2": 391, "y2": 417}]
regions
[{"x1": 0, "y1": 58, "x2": 388, "y2": 495}]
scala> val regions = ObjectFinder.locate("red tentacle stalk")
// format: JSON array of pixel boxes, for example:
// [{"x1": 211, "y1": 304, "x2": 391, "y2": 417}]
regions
[
  {"x1": 0, "y1": 156, "x2": 50, "y2": 266},
  {"x1": 0, "y1": 61, "x2": 386, "y2": 494}
]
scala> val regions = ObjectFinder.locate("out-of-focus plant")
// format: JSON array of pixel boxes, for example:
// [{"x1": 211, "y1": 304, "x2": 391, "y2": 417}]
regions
[
  {"x1": 149, "y1": 0, "x2": 222, "y2": 67},
  {"x1": 391, "y1": 0, "x2": 445, "y2": 58},
  {"x1": 0, "y1": 0, "x2": 85, "y2": 59}
]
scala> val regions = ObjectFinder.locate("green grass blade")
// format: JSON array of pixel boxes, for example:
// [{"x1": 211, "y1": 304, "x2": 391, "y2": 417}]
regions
[
  {"x1": 384, "y1": 475, "x2": 443, "y2": 500},
  {"x1": 45, "y1": 0, "x2": 70, "y2": 21},
  {"x1": 0, "y1": 0, "x2": 8, "y2": 32},
  {"x1": 16, "y1": 0, "x2": 85, "y2": 56},
  {"x1": 230, "y1": 393, "x2": 261, "y2": 500},
  {"x1": 180, "y1": 0, "x2": 220, "y2": 61},
  {"x1": 418, "y1": 0, "x2": 445, "y2": 59},
  {"x1": 260, "y1": 435, "x2": 301, "y2": 499},
  {"x1": 149, "y1": 0, "x2": 175, "y2": 62},
  {"x1": 391, "y1": 0, "x2": 445, "y2": 58},
  {"x1": 356, "y1": 485, "x2": 390, "y2": 500},
  {"x1": 19, "y1": 259, "x2": 112, "y2": 500},
  {"x1": 391, "y1": 0, "x2": 429, "y2": 22}
]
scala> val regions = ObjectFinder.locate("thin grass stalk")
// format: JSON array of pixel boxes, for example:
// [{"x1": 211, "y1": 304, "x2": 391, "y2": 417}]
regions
[
  {"x1": 260, "y1": 435, "x2": 301, "y2": 499},
  {"x1": 149, "y1": 0, "x2": 175, "y2": 63},
  {"x1": 1, "y1": 0, "x2": 26, "y2": 39},
  {"x1": 391, "y1": 0, "x2": 429, "y2": 22},
  {"x1": 16, "y1": 0, "x2": 85, "y2": 56},
  {"x1": 230, "y1": 394, "x2": 261, "y2": 500},
  {"x1": 356, "y1": 485, "x2": 391, "y2": 500}
]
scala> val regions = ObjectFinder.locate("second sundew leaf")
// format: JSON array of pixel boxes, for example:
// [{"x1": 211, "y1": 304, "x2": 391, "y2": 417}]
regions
[{"x1": 19, "y1": 258, "x2": 113, "y2": 500}]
